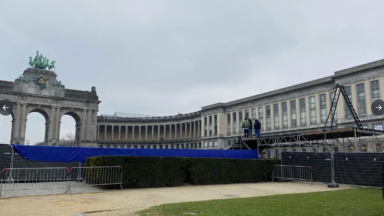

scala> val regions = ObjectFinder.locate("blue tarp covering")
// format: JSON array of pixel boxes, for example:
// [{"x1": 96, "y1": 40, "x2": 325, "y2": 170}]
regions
[{"x1": 11, "y1": 145, "x2": 258, "y2": 163}]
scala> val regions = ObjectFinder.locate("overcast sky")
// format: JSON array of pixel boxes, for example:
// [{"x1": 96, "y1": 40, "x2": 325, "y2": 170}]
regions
[{"x1": 1, "y1": 1, "x2": 384, "y2": 144}]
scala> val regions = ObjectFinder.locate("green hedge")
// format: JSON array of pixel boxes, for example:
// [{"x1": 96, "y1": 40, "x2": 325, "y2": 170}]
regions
[
  {"x1": 382, "y1": 162, "x2": 384, "y2": 200},
  {"x1": 86, "y1": 156, "x2": 279, "y2": 189}
]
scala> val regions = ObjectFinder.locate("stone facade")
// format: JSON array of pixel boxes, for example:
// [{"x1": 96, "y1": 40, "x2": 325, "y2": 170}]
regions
[
  {"x1": 1, "y1": 59, "x2": 384, "y2": 151},
  {"x1": 98, "y1": 59, "x2": 384, "y2": 151},
  {"x1": 0, "y1": 68, "x2": 99, "y2": 146}
]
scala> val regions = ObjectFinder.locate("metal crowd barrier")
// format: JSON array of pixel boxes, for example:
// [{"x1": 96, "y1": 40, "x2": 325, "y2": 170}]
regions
[
  {"x1": 0, "y1": 167, "x2": 70, "y2": 198},
  {"x1": 272, "y1": 165, "x2": 313, "y2": 185},
  {"x1": 0, "y1": 166, "x2": 123, "y2": 198},
  {"x1": 66, "y1": 166, "x2": 123, "y2": 193}
]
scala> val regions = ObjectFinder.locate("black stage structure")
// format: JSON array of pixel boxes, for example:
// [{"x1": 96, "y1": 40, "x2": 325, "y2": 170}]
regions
[{"x1": 232, "y1": 84, "x2": 384, "y2": 187}]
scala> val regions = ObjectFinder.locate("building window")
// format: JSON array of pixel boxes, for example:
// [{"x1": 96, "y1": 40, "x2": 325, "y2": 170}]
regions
[
  {"x1": 251, "y1": 108, "x2": 256, "y2": 120},
  {"x1": 293, "y1": 149, "x2": 296, "y2": 152},
  {"x1": 371, "y1": 80, "x2": 381, "y2": 102},
  {"x1": 258, "y1": 107, "x2": 264, "y2": 131},
  {"x1": 275, "y1": 150, "x2": 278, "y2": 158},
  {"x1": 330, "y1": 91, "x2": 338, "y2": 119},
  {"x1": 273, "y1": 104, "x2": 279, "y2": 129},
  {"x1": 356, "y1": 83, "x2": 366, "y2": 116},
  {"x1": 320, "y1": 94, "x2": 327, "y2": 123},
  {"x1": 238, "y1": 111, "x2": 243, "y2": 134},
  {"x1": 233, "y1": 112, "x2": 237, "y2": 134},
  {"x1": 302, "y1": 148, "x2": 306, "y2": 152},
  {"x1": 204, "y1": 117, "x2": 207, "y2": 136},
  {"x1": 209, "y1": 141, "x2": 212, "y2": 147},
  {"x1": 344, "y1": 86, "x2": 352, "y2": 118},
  {"x1": 209, "y1": 116, "x2": 212, "y2": 136},
  {"x1": 266, "y1": 105, "x2": 271, "y2": 130},
  {"x1": 300, "y1": 98, "x2": 306, "y2": 126},
  {"x1": 374, "y1": 124, "x2": 383, "y2": 131},
  {"x1": 227, "y1": 114, "x2": 231, "y2": 135},
  {"x1": 245, "y1": 110, "x2": 249, "y2": 119},
  {"x1": 309, "y1": 96, "x2": 316, "y2": 125},
  {"x1": 214, "y1": 140, "x2": 217, "y2": 147},
  {"x1": 290, "y1": 100, "x2": 297, "y2": 127},
  {"x1": 282, "y1": 102, "x2": 287, "y2": 129},
  {"x1": 214, "y1": 115, "x2": 217, "y2": 135},
  {"x1": 268, "y1": 150, "x2": 271, "y2": 159},
  {"x1": 204, "y1": 142, "x2": 207, "y2": 147}
]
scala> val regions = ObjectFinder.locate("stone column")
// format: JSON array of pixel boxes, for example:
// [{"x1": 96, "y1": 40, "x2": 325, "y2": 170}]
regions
[
  {"x1": 175, "y1": 124, "x2": 178, "y2": 140},
  {"x1": 55, "y1": 107, "x2": 61, "y2": 141},
  {"x1": 47, "y1": 106, "x2": 57, "y2": 145},
  {"x1": 125, "y1": 126, "x2": 128, "y2": 141},
  {"x1": 118, "y1": 125, "x2": 121, "y2": 141},
  {"x1": 13, "y1": 103, "x2": 21, "y2": 143},
  {"x1": 111, "y1": 125, "x2": 114, "y2": 141},
  {"x1": 163, "y1": 125, "x2": 167, "y2": 140},
  {"x1": 287, "y1": 101, "x2": 291, "y2": 129},
  {"x1": 315, "y1": 94, "x2": 321, "y2": 125},
  {"x1": 179, "y1": 124, "x2": 182, "y2": 139},
  {"x1": 81, "y1": 109, "x2": 87, "y2": 142},
  {"x1": 91, "y1": 109, "x2": 98, "y2": 141},
  {"x1": 151, "y1": 125, "x2": 154, "y2": 140},
  {"x1": 305, "y1": 97, "x2": 310, "y2": 126},
  {"x1": 145, "y1": 125, "x2": 148, "y2": 141},
  {"x1": 185, "y1": 123, "x2": 187, "y2": 139},
  {"x1": 157, "y1": 125, "x2": 160, "y2": 141},
  {"x1": 170, "y1": 124, "x2": 172, "y2": 140},
  {"x1": 189, "y1": 122, "x2": 192, "y2": 139},
  {"x1": 132, "y1": 126, "x2": 135, "y2": 141},
  {"x1": 365, "y1": 80, "x2": 373, "y2": 116},
  {"x1": 19, "y1": 103, "x2": 27, "y2": 144},
  {"x1": 104, "y1": 125, "x2": 107, "y2": 141},
  {"x1": 139, "y1": 125, "x2": 142, "y2": 141},
  {"x1": 193, "y1": 122, "x2": 196, "y2": 139},
  {"x1": 198, "y1": 121, "x2": 201, "y2": 138}
]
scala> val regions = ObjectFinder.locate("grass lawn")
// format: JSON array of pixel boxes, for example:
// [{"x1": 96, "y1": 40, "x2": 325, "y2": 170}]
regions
[{"x1": 136, "y1": 188, "x2": 384, "y2": 216}]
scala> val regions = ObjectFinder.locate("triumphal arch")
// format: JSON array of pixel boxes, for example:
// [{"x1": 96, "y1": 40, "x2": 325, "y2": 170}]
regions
[{"x1": 0, "y1": 52, "x2": 99, "y2": 146}]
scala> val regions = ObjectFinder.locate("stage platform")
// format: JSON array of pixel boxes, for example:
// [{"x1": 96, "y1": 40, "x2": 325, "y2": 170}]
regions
[{"x1": 231, "y1": 127, "x2": 383, "y2": 151}]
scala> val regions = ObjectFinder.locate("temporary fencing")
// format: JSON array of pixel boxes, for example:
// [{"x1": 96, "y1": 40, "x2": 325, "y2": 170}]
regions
[
  {"x1": 66, "y1": 166, "x2": 123, "y2": 193},
  {"x1": 272, "y1": 164, "x2": 313, "y2": 184},
  {"x1": 0, "y1": 166, "x2": 122, "y2": 198}
]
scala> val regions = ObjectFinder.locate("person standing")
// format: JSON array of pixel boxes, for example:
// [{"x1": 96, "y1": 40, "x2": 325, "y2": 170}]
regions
[
  {"x1": 248, "y1": 118, "x2": 253, "y2": 137},
  {"x1": 242, "y1": 118, "x2": 250, "y2": 138},
  {"x1": 254, "y1": 119, "x2": 261, "y2": 137}
]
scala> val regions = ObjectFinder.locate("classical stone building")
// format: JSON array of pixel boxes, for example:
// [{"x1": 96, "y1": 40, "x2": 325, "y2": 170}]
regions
[
  {"x1": 0, "y1": 68, "x2": 99, "y2": 146},
  {"x1": 97, "y1": 59, "x2": 384, "y2": 151},
  {"x1": 1, "y1": 59, "x2": 383, "y2": 151}
]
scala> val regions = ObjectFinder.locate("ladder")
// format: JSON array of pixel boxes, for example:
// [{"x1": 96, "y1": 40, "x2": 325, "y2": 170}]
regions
[{"x1": 323, "y1": 84, "x2": 363, "y2": 131}]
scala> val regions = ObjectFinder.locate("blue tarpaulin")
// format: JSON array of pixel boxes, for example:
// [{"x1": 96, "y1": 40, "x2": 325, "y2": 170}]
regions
[{"x1": 11, "y1": 145, "x2": 258, "y2": 163}]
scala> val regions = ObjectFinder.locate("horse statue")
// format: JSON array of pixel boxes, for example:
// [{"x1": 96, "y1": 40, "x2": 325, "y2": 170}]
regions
[
  {"x1": 28, "y1": 57, "x2": 33, "y2": 67},
  {"x1": 48, "y1": 60, "x2": 56, "y2": 70}
]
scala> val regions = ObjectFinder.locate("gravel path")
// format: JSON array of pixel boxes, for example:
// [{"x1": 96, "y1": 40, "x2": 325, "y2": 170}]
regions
[{"x1": 0, "y1": 182, "x2": 352, "y2": 216}]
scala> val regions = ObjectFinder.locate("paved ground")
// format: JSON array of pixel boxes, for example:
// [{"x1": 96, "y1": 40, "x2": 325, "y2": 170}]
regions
[
  {"x1": 0, "y1": 182, "x2": 103, "y2": 198},
  {"x1": 0, "y1": 182, "x2": 351, "y2": 216}
]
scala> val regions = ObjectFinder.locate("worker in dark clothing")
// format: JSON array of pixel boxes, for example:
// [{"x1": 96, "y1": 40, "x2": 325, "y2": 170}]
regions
[
  {"x1": 248, "y1": 118, "x2": 253, "y2": 137},
  {"x1": 254, "y1": 119, "x2": 261, "y2": 137}
]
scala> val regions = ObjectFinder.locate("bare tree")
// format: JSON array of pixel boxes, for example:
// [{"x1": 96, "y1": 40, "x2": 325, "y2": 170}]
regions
[{"x1": 58, "y1": 132, "x2": 76, "y2": 146}]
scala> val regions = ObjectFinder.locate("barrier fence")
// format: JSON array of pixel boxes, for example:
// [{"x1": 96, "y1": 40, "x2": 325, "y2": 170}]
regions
[
  {"x1": 272, "y1": 165, "x2": 313, "y2": 185},
  {"x1": 0, "y1": 166, "x2": 123, "y2": 198}
]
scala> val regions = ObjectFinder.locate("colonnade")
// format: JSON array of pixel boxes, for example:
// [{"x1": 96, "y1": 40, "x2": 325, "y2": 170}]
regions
[{"x1": 97, "y1": 121, "x2": 201, "y2": 142}]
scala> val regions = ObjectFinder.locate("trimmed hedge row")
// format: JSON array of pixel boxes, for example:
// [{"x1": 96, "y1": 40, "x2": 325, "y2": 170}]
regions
[{"x1": 86, "y1": 156, "x2": 279, "y2": 189}]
